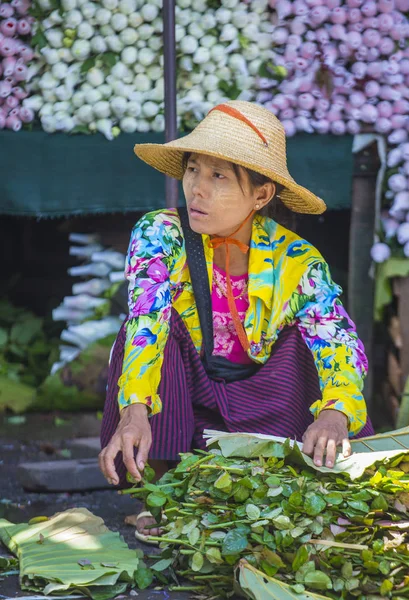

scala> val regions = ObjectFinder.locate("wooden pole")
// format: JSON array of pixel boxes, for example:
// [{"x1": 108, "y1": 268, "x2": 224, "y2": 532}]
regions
[
  {"x1": 348, "y1": 142, "x2": 380, "y2": 413},
  {"x1": 163, "y1": 0, "x2": 179, "y2": 208}
]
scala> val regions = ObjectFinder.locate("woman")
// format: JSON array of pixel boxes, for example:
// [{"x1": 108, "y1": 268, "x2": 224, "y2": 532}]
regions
[{"x1": 99, "y1": 101, "x2": 374, "y2": 535}]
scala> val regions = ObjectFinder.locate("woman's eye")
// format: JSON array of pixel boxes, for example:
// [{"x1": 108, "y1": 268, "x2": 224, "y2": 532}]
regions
[
  {"x1": 214, "y1": 172, "x2": 225, "y2": 179},
  {"x1": 187, "y1": 166, "x2": 197, "y2": 172}
]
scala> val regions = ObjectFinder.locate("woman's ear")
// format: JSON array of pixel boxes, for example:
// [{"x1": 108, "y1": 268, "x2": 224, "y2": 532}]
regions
[{"x1": 256, "y1": 182, "x2": 276, "y2": 209}]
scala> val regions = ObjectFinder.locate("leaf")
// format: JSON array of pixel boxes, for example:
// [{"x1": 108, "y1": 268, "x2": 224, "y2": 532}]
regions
[
  {"x1": 292, "y1": 546, "x2": 309, "y2": 572},
  {"x1": 0, "y1": 376, "x2": 36, "y2": 413},
  {"x1": 272, "y1": 515, "x2": 292, "y2": 530},
  {"x1": 146, "y1": 493, "x2": 167, "y2": 508},
  {"x1": 80, "y1": 57, "x2": 96, "y2": 73},
  {"x1": 246, "y1": 504, "x2": 261, "y2": 521},
  {"x1": 188, "y1": 527, "x2": 200, "y2": 545},
  {"x1": 222, "y1": 529, "x2": 248, "y2": 556},
  {"x1": 0, "y1": 328, "x2": 8, "y2": 348},
  {"x1": 304, "y1": 496, "x2": 326, "y2": 516},
  {"x1": 0, "y1": 508, "x2": 139, "y2": 594},
  {"x1": 325, "y1": 492, "x2": 343, "y2": 505},
  {"x1": 151, "y1": 557, "x2": 173, "y2": 572},
  {"x1": 238, "y1": 560, "x2": 333, "y2": 600},
  {"x1": 10, "y1": 318, "x2": 43, "y2": 346},
  {"x1": 134, "y1": 566, "x2": 153, "y2": 589},
  {"x1": 191, "y1": 551, "x2": 204, "y2": 572},
  {"x1": 205, "y1": 547, "x2": 224, "y2": 564},
  {"x1": 101, "y1": 52, "x2": 118, "y2": 68},
  {"x1": 304, "y1": 572, "x2": 332, "y2": 591},
  {"x1": 214, "y1": 471, "x2": 232, "y2": 492}
]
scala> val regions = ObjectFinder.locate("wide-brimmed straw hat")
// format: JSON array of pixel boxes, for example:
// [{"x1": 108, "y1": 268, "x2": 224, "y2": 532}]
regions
[{"x1": 134, "y1": 100, "x2": 326, "y2": 215}]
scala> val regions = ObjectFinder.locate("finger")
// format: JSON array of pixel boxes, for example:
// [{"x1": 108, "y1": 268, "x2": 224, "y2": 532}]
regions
[
  {"x1": 313, "y1": 435, "x2": 328, "y2": 467},
  {"x1": 302, "y1": 427, "x2": 319, "y2": 456},
  {"x1": 342, "y1": 438, "x2": 352, "y2": 458},
  {"x1": 136, "y1": 434, "x2": 152, "y2": 473},
  {"x1": 102, "y1": 441, "x2": 121, "y2": 484},
  {"x1": 122, "y1": 434, "x2": 141, "y2": 481},
  {"x1": 325, "y1": 438, "x2": 337, "y2": 468}
]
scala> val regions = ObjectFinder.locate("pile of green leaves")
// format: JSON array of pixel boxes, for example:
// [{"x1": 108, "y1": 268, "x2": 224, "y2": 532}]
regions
[
  {"x1": 126, "y1": 442, "x2": 409, "y2": 599},
  {"x1": 0, "y1": 299, "x2": 61, "y2": 413}
]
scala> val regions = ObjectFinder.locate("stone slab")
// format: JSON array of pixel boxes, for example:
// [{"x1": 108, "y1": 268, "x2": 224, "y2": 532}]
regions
[
  {"x1": 17, "y1": 458, "x2": 110, "y2": 492},
  {"x1": 68, "y1": 437, "x2": 101, "y2": 458}
]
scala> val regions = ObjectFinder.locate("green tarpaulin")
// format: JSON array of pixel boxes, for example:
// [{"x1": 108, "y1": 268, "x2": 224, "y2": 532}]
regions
[{"x1": 0, "y1": 130, "x2": 354, "y2": 217}]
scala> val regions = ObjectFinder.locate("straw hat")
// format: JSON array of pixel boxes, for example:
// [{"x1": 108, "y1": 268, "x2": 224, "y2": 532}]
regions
[{"x1": 134, "y1": 100, "x2": 326, "y2": 215}]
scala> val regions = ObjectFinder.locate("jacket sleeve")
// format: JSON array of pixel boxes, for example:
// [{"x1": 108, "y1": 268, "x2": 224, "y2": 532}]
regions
[
  {"x1": 117, "y1": 209, "x2": 183, "y2": 415},
  {"x1": 290, "y1": 261, "x2": 368, "y2": 437}
]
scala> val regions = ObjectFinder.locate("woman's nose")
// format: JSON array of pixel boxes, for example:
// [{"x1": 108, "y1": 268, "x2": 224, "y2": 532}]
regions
[{"x1": 191, "y1": 175, "x2": 208, "y2": 198}]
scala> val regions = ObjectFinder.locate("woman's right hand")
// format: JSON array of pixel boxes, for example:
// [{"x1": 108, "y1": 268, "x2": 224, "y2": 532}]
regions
[{"x1": 99, "y1": 404, "x2": 152, "y2": 486}]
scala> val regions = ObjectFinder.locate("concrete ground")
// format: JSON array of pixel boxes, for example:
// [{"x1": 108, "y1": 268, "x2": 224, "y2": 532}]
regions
[{"x1": 0, "y1": 413, "x2": 192, "y2": 600}]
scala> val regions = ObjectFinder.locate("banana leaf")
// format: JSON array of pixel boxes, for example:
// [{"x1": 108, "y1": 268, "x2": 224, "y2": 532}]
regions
[
  {"x1": 0, "y1": 508, "x2": 139, "y2": 598},
  {"x1": 237, "y1": 561, "x2": 332, "y2": 600},
  {"x1": 204, "y1": 427, "x2": 409, "y2": 480},
  {"x1": 0, "y1": 375, "x2": 36, "y2": 413}
]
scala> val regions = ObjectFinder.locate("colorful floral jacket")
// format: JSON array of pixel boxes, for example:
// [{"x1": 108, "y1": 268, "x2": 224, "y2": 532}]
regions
[{"x1": 118, "y1": 208, "x2": 368, "y2": 436}]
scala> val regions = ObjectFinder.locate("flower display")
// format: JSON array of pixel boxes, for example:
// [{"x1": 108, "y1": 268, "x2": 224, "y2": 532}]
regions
[
  {"x1": 24, "y1": 0, "x2": 274, "y2": 138},
  {"x1": 263, "y1": 0, "x2": 409, "y2": 260},
  {"x1": 0, "y1": 0, "x2": 35, "y2": 130}
]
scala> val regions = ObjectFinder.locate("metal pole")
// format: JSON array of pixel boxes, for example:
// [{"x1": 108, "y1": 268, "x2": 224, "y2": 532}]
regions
[{"x1": 163, "y1": 0, "x2": 179, "y2": 208}]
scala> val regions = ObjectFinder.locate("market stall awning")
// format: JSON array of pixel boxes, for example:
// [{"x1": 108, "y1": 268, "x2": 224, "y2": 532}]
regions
[{"x1": 0, "y1": 131, "x2": 354, "y2": 217}]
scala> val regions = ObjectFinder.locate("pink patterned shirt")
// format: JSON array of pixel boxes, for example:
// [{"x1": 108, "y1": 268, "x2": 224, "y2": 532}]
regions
[{"x1": 211, "y1": 264, "x2": 253, "y2": 364}]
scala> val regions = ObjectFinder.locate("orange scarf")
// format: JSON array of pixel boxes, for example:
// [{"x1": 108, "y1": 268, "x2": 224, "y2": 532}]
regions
[{"x1": 208, "y1": 210, "x2": 255, "y2": 353}]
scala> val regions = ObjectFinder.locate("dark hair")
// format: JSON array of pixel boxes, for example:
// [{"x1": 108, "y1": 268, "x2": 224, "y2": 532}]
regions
[{"x1": 182, "y1": 152, "x2": 295, "y2": 230}]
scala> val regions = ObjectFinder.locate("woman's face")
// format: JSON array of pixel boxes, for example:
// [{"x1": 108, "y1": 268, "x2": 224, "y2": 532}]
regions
[{"x1": 182, "y1": 153, "x2": 274, "y2": 237}]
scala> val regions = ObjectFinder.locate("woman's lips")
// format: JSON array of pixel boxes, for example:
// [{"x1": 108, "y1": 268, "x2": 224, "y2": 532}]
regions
[{"x1": 189, "y1": 206, "x2": 208, "y2": 218}]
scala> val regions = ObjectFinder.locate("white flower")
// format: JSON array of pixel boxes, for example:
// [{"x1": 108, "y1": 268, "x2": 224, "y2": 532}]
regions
[
  {"x1": 180, "y1": 35, "x2": 199, "y2": 55},
  {"x1": 200, "y1": 34, "x2": 217, "y2": 48},
  {"x1": 111, "y1": 12, "x2": 128, "y2": 32},
  {"x1": 76, "y1": 105, "x2": 94, "y2": 123},
  {"x1": 65, "y1": 9, "x2": 83, "y2": 28},
  {"x1": 50, "y1": 63, "x2": 68, "y2": 80},
  {"x1": 248, "y1": 58, "x2": 262, "y2": 76},
  {"x1": 39, "y1": 102, "x2": 54, "y2": 116},
  {"x1": 210, "y1": 44, "x2": 225, "y2": 63},
  {"x1": 193, "y1": 47, "x2": 210, "y2": 64},
  {"x1": 39, "y1": 72, "x2": 59, "y2": 90},
  {"x1": 37, "y1": 0, "x2": 52, "y2": 9},
  {"x1": 136, "y1": 119, "x2": 150, "y2": 132},
  {"x1": 77, "y1": 22, "x2": 94, "y2": 39},
  {"x1": 49, "y1": 9, "x2": 63, "y2": 24},
  {"x1": 111, "y1": 96, "x2": 127, "y2": 116},
  {"x1": 96, "y1": 118, "x2": 114, "y2": 140},
  {"x1": 62, "y1": 0, "x2": 77, "y2": 10},
  {"x1": 138, "y1": 48, "x2": 155, "y2": 66},
  {"x1": 55, "y1": 85, "x2": 73, "y2": 101},
  {"x1": 86, "y1": 67, "x2": 105, "y2": 87},
  {"x1": 106, "y1": 35, "x2": 124, "y2": 53},
  {"x1": 102, "y1": 0, "x2": 118, "y2": 10},
  {"x1": 91, "y1": 35, "x2": 108, "y2": 54},
  {"x1": 370, "y1": 242, "x2": 391, "y2": 263},
  {"x1": 178, "y1": 0, "x2": 191, "y2": 9},
  {"x1": 121, "y1": 47, "x2": 138, "y2": 65},
  {"x1": 128, "y1": 12, "x2": 143, "y2": 27},
  {"x1": 229, "y1": 53, "x2": 247, "y2": 74},
  {"x1": 236, "y1": 74, "x2": 253, "y2": 90},
  {"x1": 41, "y1": 115, "x2": 57, "y2": 133},
  {"x1": 100, "y1": 24, "x2": 114, "y2": 36},
  {"x1": 149, "y1": 83, "x2": 164, "y2": 102},
  {"x1": 126, "y1": 100, "x2": 141, "y2": 116},
  {"x1": 72, "y1": 91, "x2": 85, "y2": 108},
  {"x1": 119, "y1": 27, "x2": 138, "y2": 45},
  {"x1": 141, "y1": 4, "x2": 158, "y2": 21},
  {"x1": 148, "y1": 36, "x2": 162, "y2": 51},
  {"x1": 93, "y1": 101, "x2": 111, "y2": 119},
  {"x1": 180, "y1": 56, "x2": 193, "y2": 71},
  {"x1": 41, "y1": 47, "x2": 60, "y2": 65},
  {"x1": 110, "y1": 61, "x2": 129, "y2": 80},
  {"x1": 81, "y1": 2, "x2": 97, "y2": 19},
  {"x1": 45, "y1": 29, "x2": 64, "y2": 49},
  {"x1": 142, "y1": 100, "x2": 159, "y2": 118},
  {"x1": 207, "y1": 90, "x2": 224, "y2": 104},
  {"x1": 120, "y1": 115, "x2": 137, "y2": 132},
  {"x1": 242, "y1": 44, "x2": 259, "y2": 61},
  {"x1": 220, "y1": 23, "x2": 238, "y2": 42},
  {"x1": 230, "y1": 9, "x2": 246, "y2": 28},
  {"x1": 203, "y1": 62, "x2": 216, "y2": 73},
  {"x1": 151, "y1": 114, "x2": 165, "y2": 132},
  {"x1": 72, "y1": 39, "x2": 91, "y2": 59},
  {"x1": 85, "y1": 88, "x2": 102, "y2": 104},
  {"x1": 95, "y1": 7, "x2": 111, "y2": 25},
  {"x1": 23, "y1": 95, "x2": 43, "y2": 112},
  {"x1": 221, "y1": 0, "x2": 239, "y2": 7},
  {"x1": 191, "y1": 71, "x2": 204, "y2": 84},
  {"x1": 215, "y1": 7, "x2": 231, "y2": 24},
  {"x1": 43, "y1": 90, "x2": 58, "y2": 102},
  {"x1": 147, "y1": 65, "x2": 162, "y2": 80},
  {"x1": 189, "y1": 23, "x2": 204, "y2": 39},
  {"x1": 118, "y1": 0, "x2": 137, "y2": 14},
  {"x1": 397, "y1": 222, "x2": 409, "y2": 245},
  {"x1": 175, "y1": 25, "x2": 186, "y2": 43},
  {"x1": 138, "y1": 24, "x2": 154, "y2": 40},
  {"x1": 99, "y1": 84, "x2": 112, "y2": 98}
]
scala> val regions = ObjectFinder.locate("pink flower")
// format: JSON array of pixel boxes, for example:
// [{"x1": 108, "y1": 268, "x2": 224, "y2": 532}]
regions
[
  {"x1": 16, "y1": 19, "x2": 31, "y2": 36},
  {"x1": 310, "y1": 4, "x2": 329, "y2": 23},
  {"x1": 330, "y1": 24, "x2": 346, "y2": 40},
  {"x1": 5, "y1": 113, "x2": 21, "y2": 131},
  {"x1": 363, "y1": 28, "x2": 381, "y2": 48},
  {"x1": 375, "y1": 118, "x2": 392, "y2": 134},
  {"x1": 378, "y1": 100, "x2": 393, "y2": 118},
  {"x1": 0, "y1": 18, "x2": 17, "y2": 38},
  {"x1": 388, "y1": 173, "x2": 407, "y2": 192},
  {"x1": 367, "y1": 47, "x2": 380, "y2": 61},
  {"x1": 315, "y1": 28, "x2": 329, "y2": 43},
  {"x1": 298, "y1": 92, "x2": 315, "y2": 110},
  {"x1": 272, "y1": 93, "x2": 290, "y2": 110},
  {"x1": 349, "y1": 91, "x2": 366, "y2": 107},
  {"x1": 331, "y1": 6, "x2": 347, "y2": 23},
  {"x1": 281, "y1": 119, "x2": 296, "y2": 136},
  {"x1": 312, "y1": 118, "x2": 330, "y2": 133},
  {"x1": 295, "y1": 115, "x2": 313, "y2": 132},
  {"x1": 388, "y1": 129, "x2": 407, "y2": 144},
  {"x1": 380, "y1": 85, "x2": 401, "y2": 101},
  {"x1": 2, "y1": 56, "x2": 16, "y2": 77},
  {"x1": 275, "y1": 0, "x2": 292, "y2": 19},
  {"x1": 0, "y1": 80, "x2": 12, "y2": 98},
  {"x1": 293, "y1": 0, "x2": 309, "y2": 16},
  {"x1": 280, "y1": 107, "x2": 295, "y2": 120},
  {"x1": 326, "y1": 0, "x2": 341, "y2": 7},
  {"x1": 346, "y1": 0, "x2": 363, "y2": 6},
  {"x1": 400, "y1": 59, "x2": 409, "y2": 74},
  {"x1": 378, "y1": 13, "x2": 394, "y2": 32},
  {"x1": 346, "y1": 31, "x2": 362, "y2": 49},
  {"x1": 300, "y1": 41, "x2": 317, "y2": 59},
  {"x1": 391, "y1": 114, "x2": 407, "y2": 128},
  {"x1": 361, "y1": 103, "x2": 378, "y2": 123},
  {"x1": 12, "y1": 85, "x2": 27, "y2": 100},
  {"x1": 351, "y1": 61, "x2": 366, "y2": 78},
  {"x1": 379, "y1": 0, "x2": 394, "y2": 12},
  {"x1": 348, "y1": 7, "x2": 362, "y2": 22},
  {"x1": 5, "y1": 94, "x2": 18, "y2": 109},
  {"x1": 19, "y1": 106, "x2": 34, "y2": 123},
  {"x1": 0, "y1": 4, "x2": 14, "y2": 18},
  {"x1": 364, "y1": 80, "x2": 380, "y2": 97},
  {"x1": 361, "y1": 1, "x2": 377, "y2": 17},
  {"x1": 11, "y1": 0, "x2": 31, "y2": 15},
  {"x1": 330, "y1": 120, "x2": 346, "y2": 135},
  {"x1": 14, "y1": 62, "x2": 27, "y2": 82},
  {"x1": 396, "y1": 0, "x2": 409, "y2": 8},
  {"x1": 287, "y1": 34, "x2": 302, "y2": 48},
  {"x1": 346, "y1": 119, "x2": 361, "y2": 134},
  {"x1": 18, "y1": 44, "x2": 33, "y2": 63},
  {"x1": 0, "y1": 112, "x2": 5, "y2": 129},
  {"x1": 393, "y1": 99, "x2": 409, "y2": 114},
  {"x1": 0, "y1": 37, "x2": 17, "y2": 56},
  {"x1": 272, "y1": 27, "x2": 288, "y2": 45},
  {"x1": 379, "y1": 37, "x2": 395, "y2": 55},
  {"x1": 338, "y1": 43, "x2": 350, "y2": 58}
]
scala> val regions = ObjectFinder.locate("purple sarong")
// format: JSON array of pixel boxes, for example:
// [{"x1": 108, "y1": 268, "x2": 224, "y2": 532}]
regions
[{"x1": 101, "y1": 309, "x2": 374, "y2": 485}]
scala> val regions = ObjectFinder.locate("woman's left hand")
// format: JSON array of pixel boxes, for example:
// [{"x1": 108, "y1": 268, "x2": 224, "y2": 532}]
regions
[{"x1": 302, "y1": 409, "x2": 351, "y2": 468}]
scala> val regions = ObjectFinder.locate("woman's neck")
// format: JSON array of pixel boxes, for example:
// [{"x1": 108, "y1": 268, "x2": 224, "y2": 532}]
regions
[{"x1": 211, "y1": 215, "x2": 253, "y2": 276}]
